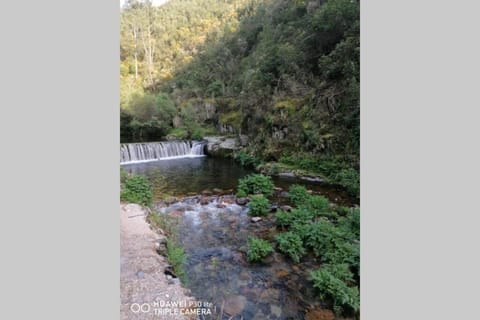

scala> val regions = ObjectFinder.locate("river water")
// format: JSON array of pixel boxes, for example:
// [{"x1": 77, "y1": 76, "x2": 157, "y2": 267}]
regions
[{"x1": 122, "y1": 157, "x2": 356, "y2": 319}]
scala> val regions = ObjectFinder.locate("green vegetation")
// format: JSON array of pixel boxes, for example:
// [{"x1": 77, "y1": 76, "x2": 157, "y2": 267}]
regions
[
  {"x1": 248, "y1": 194, "x2": 270, "y2": 216},
  {"x1": 237, "y1": 174, "x2": 274, "y2": 197},
  {"x1": 310, "y1": 267, "x2": 360, "y2": 314},
  {"x1": 273, "y1": 184, "x2": 360, "y2": 316},
  {"x1": 275, "y1": 209, "x2": 292, "y2": 228},
  {"x1": 288, "y1": 184, "x2": 311, "y2": 206},
  {"x1": 166, "y1": 239, "x2": 187, "y2": 281},
  {"x1": 121, "y1": 0, "x2": 360, "y2": 315},
  {"x1": 120, "y1": 174, "x2": 153, "y2": 207},
  {"x1": 233, "y1": 150, "x2": 262, "y2": 168},
  {"x1": 275, "y1": 232, "x2": 305, "y2": 263},
  {"x1": 120, "y1": 0, "x2": 360, "y2": 200},
  {"x1": 247, "y1": 237, "x2": 273, "y2": 262}
]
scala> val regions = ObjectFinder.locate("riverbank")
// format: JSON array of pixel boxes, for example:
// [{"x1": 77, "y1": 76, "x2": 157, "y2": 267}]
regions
[{"x1": 120, "y1": 203, "x2": 196, "y2": 320}]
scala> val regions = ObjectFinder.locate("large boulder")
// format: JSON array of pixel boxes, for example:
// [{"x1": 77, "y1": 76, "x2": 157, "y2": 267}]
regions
[{"x1": 204, "y1": 136, "x2": 239, "y2": 157}]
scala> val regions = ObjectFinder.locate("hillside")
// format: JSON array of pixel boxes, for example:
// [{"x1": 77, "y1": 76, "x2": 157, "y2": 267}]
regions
[{"x1": 120, "y1": 0, "x2": 360, "y2": 196}]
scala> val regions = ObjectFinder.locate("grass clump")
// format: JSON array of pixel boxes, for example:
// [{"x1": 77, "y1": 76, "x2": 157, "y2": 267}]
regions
[
  {"x1": 288, "y1": 184, "x2": 311, "y2": 205},
  {"x1": 248, "y1": 195, "x2": 270, "y2": 216},
  {"x1": 275, "y1": 232, "x2": 305, "y2": 263},
  {"x1": 310, "y1": 267, "x2": 360, "y2": 315},
  {"x1": 120, "y1": 174, "x2": 153, "y2": 207},
  {"x1": 247, "y1": 237, "x2": 273, "y2": 262},
  {"x1": 238, "y1": 174, "x2": 274, "y2": 197},
  {"x1": 166, "y1": 239, "x2": 186, "y2": 281}
]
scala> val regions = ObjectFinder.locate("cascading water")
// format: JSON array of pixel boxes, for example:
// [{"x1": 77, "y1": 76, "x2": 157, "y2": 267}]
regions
[{"x1": 120, "y1": 141, "x2": 206, "y2": 164}]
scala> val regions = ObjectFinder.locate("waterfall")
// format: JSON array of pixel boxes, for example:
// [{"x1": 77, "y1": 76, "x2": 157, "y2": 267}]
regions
[{"x1": 120, "y1": 141, "x2": 206, "y2": 164}]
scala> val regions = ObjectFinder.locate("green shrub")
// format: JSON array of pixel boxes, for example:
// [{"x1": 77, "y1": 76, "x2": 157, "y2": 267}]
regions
[
  {"x1": 321, "y1": 263, "x2": 355, "y2": 283},
  {"x1": 191, "y1": 127, "x2": 204, "y2": 140},
  {"x1": 288, "y1": 184, "x2": 310, "y2": 205},
  {"x1": 335, "y1": 206, "x2": 351, "y2": 216},
  {"x1": 234, "y1": 151, "x2": 262, "y2": 168},
  {"x1": 248, "y1": 195, "x2": 270, "y2": 216},
  {"x1": 238, "y1": 174, "x2": 274, "y2": 197},
  {"x1": 120, "y1": 175, "x2": 153, "y2": 207},
  {"x1": 236, "y1": 189, "x2": 247, "y2": 198},
  {"x1": 247, "y1": 237, "x2": 273, "y2": 262},
  {"x1": 168, "y1": 127, "x2": 189, "y2": 140},
  {"x1": 275, "y1": 210, "x2": 293, "y2": 228},
  {"x1": 333, "y1": 168, "x2": 359, "y2": 197},
  {"x1": 305, "y1": 220, "x2": 343, "y2": 257},
  {"x1": 337, "y1": 207, "x2": 360, "y2": 239},
  {"x1": 275, "y1": 232, "x2": 305, "y2": 263},
  {"x1": 301, "y1": 195, "x2": 330, "y2": 214},
  {"x1": 167, "y1": 239, "x2": 186, "y2": 281},
  {"x1": 310, "y1": 268, "x2": 360, "y2": 314}
]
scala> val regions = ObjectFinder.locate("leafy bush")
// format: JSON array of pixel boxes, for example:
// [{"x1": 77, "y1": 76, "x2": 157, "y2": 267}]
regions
[
  {"x1": 247, "y1": 237, "x2": 274, "y2": 262},
  {"x1": 120, "y1": 174, "x2": 153, "y2": 207},
  {"x1": 310, "y1": 268, "x2": 360, "y2": 314},
  {"x1": 236, "y1": 189, "x2": 247, "y2": 198},
  {"x1": 321, "y1": 263, "x2": 355, "y2": 283},
  {"x1": 288, "y1": 184, "x2": 311, "y2": 205},
  {"x1": 333, "y1": 168, "x2": 359, "y2": 197},
  {"x1": 275, "y1": 210, "x2": 293, "y2": 228},
  {"x1": 302, "y1": 195, "x2": 330, "y2": 214},
  {"x1": 238, "y1": 174, "x2": 274, "y2": 197},
  {"x1": 275, "y1": 232, "x2": 305, "y2": 263},
  {"x1": 248, "y1": 195, "x2": 270, "y2": 216},
  {"x1": 234, "y1": 151, "x2": 262, "y2": 168},
  {"x1": 168, "y1": 127, "x2": 189, "y2": 140},
  {"x1": 191, "y1": 127, "x2": 204, "y2": 140},
  {"x1": 337, "y1": 207, "x2": 360, "y2": 239},
  {"x1": 310, "y1": 269, "x2": 360, "y2": 314}
]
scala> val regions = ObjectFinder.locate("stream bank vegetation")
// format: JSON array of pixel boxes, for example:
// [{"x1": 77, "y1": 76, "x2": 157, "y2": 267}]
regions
[
  {"x1": 121, "y1": 170, "x2": 187, "y2": 282},
  {"x1": 237, "y1": 175, "x2": 360, "y2": 317}
]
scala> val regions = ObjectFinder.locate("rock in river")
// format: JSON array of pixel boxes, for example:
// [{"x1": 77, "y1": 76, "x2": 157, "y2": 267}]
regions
[
  {"x1": 223, "y1": 295, "x2": 247, "y2": 316},
  {"x1": 236, "y1": 197, "x2": 248, "y2": 205},
  {"x1": 251, "y1": 217, "x2": 262, "y2": 223}
]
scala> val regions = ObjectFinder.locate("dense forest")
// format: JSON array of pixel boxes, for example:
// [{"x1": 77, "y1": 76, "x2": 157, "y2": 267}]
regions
[{"x1": 120, "y1": 0, "x2": 359, "y2": 194}]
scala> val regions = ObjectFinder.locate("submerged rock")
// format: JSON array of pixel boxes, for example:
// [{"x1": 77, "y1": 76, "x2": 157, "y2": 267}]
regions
[
  {"x1": 223, "y1": 295, "x2": 247, "y2": 316},
  {"x1": 212, "y1": 188, "x2": 223, "y2": 195},
  {"x1": 200, "y1": 196, "x2": 211, "y2": 205},
  {"x1": 236, "y1": 197, "x2": 248, "y2": 205},
  {"x1": 305, "y1": 307, "x2": 335, "y2": 320}
]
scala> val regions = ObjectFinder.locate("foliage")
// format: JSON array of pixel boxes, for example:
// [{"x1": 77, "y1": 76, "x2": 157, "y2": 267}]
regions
[
  {"x1": 275, "y1": 232, "x2": 305, "y2": 263},
  {"x1": 233, "y1": 150, "x2": 262, "y2": 168},
  {"x1": 120, "y1": 0, "x2": 360, "y2": 170},
  {"x1": 288, "y1": 185, "x2": 311, "y2": 206},
  {"x1": 310, "y1": 268, "x2": 360, "y2": 314},
  {"x1": 120, "y1": 167, "x2": 129, "y2": 185},
  {"x1": 237, "y1": 174, "x2": 274, "y2": 197},
  {"x1": 166, "y1": 239, "x2": 187, "y2": 281},
  {"x1": 247, "y1": 237, "x2": 273, "y2": 262},
  {"x1": 275, "y1": 209, "x2": 293, "y2": 228},
  {"x1": 168, "y1": 127, "x2": 189, "y2": 140},
  {"x1": 236, "y1": 189, "x2": 247, "y2": 198},
  {"x1": 333, "y1": 168, "x2": 360, "y2": 197},
  {"x1": 120, "y1": 174, "x2": 153, "y2": 207},
  {"x1": 248, "y1": 195, "x2": 270, "y2": 216}
]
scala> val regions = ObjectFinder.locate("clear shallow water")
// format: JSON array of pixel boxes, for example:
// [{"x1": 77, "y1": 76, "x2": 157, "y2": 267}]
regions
[
  {"x1": 159, "y1": 197, "x2": 321, "y2": 320},
  {"x1": 123, "y1": 157, "x2": 356, "y2": 319},
  {"x1": 122, "y1": 156, "x2": 355, "y2": 206}
]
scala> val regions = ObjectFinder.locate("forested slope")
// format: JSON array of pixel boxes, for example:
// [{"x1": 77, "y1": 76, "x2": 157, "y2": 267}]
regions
[{"x1": 120, "y1": 0, "x2": 360, "y2": 196}]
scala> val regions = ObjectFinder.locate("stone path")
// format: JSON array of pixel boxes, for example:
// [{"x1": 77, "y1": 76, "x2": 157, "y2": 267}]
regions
[{"x1": 120, "y1": 203, "x2": 195, "y2": 320}]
